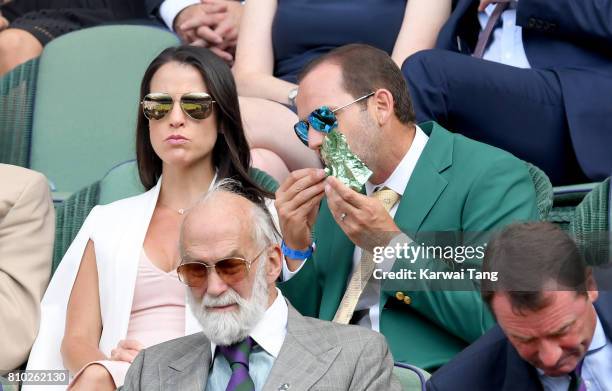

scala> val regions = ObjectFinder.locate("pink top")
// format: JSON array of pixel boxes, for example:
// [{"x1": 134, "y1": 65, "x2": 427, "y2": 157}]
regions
[{"x1": 69, "y1": 249, "x2": 186, "y2": 388}]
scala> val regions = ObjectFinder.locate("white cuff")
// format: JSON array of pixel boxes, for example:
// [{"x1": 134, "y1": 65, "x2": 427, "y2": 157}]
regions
[
  {"x1": 281, "y1": 255, "x2": 306, "y2": 281},
  {"x1": 159, "y1": 0, "x2": 200, "y2": 31}
]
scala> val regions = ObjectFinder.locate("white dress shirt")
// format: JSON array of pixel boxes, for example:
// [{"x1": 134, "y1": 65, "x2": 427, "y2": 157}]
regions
[
  {"x1": 477, "y1": 1, "x2": 531, "y2": 68},
  {"x1": 159, "y1": 0, "x2": 199, "y2": 30},
  {"x1": 538, "y1": 311, "x2": 612, "y2": 391},
  {"x1": 207, "y1": 288, "x2": 288, "y2": 390},
  {"x1": 282, "y1": 126, "x2": 429, "y2": 332}
]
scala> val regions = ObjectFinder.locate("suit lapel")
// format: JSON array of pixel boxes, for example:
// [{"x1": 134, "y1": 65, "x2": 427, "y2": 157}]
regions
[
  {"x1": 394, "y1": 122, "x2": 452, "y2": 234},
  {"x1": 263, "y1": 304, "x2": 341, "y2": 391},
  {"x1": 501, "y1": 343, "x2": 542, "y2": 391},
  {"x1": 161, "y1": 340, "x2": 212, "y2": 390}
]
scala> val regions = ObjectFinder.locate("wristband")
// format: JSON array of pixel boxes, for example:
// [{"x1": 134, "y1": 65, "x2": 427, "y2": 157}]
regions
[{"x1": 281, "y1": 240, "x2": 314, "y2": 260}]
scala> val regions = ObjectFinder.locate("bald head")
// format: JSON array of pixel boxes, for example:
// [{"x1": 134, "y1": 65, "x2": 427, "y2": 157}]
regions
[
  {"x1": 181, "y1": 190, "x2": 255, "y2": 261},
  {"x1": 178, "y1": 179, "x2": 282, "y2": 305}
]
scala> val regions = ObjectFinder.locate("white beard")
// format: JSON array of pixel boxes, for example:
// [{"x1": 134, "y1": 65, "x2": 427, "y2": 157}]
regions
[{"x1": 187, "y1": 257, "x2": 269, "y2": 346}]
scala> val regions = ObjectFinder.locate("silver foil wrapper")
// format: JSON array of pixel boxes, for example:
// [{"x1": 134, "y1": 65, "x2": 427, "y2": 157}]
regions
[{"x1": 320, "y1": 131, "x2": 372, "y2": 191}]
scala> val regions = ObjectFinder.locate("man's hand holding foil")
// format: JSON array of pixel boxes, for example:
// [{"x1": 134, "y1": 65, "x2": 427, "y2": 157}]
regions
[
  {"x1": 325, "y1": 176, "x2": 401, "y2": 252},
  {"x1": 275, "y1": 169, "x2": 326, "y2": 270}
]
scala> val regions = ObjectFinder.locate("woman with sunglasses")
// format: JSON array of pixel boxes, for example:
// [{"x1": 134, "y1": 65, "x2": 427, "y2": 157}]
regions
[
  {"x1": 24, "y1": 45, "x2": 277, "y2": 391},
  {"x1": 232, "y1": 0, "x2": 446, "y2": 183}
]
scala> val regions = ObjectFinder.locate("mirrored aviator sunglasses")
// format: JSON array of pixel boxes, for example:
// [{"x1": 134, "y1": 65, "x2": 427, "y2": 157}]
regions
[
  {"x1": 141, "y1": 92, "x2": 215, "y2": 121},
  {"x1": 293, "y1": 92, "x2": 375, "y2": 146},
  {"x1": 293, "y1": 106, "x2": 338, "y2": 146}
]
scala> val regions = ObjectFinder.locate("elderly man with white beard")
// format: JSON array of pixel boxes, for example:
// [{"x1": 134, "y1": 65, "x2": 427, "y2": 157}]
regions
[{"x1": 121, "y1": 180, "x2": 400, "y2": 391}]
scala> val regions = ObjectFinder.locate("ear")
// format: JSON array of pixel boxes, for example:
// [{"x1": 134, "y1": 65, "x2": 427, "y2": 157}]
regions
[
  {"x1": 266, "y1": 244, "x2": 283, "y2": 285},
  {"x1": 372, "y1": 88, "x2": 395, "y2": 126},
  {"x1": 585, "y1": 267, "x2": 599, "y2": 302}
]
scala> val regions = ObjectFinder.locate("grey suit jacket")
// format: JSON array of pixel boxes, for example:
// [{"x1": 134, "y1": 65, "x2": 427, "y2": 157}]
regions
[{"x1": 122, "y1": 303, "x2": 401, "y2": 390}]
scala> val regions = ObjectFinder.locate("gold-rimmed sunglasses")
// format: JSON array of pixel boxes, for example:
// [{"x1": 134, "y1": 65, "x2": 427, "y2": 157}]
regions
[{"x1": 176, "y1": 247, "x2": 267, "y2": 288}]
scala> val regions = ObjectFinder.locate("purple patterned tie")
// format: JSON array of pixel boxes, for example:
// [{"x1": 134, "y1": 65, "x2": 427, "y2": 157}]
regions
[
  {"x1": 568, "y1": 359, "x2": 587, "y2": 391},
  {"x1": 217, "y1": 337, "x2": 256, "y2": 391}
]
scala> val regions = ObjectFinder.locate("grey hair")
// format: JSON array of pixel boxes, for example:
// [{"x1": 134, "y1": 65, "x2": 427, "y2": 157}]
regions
[{"x1": 187, "y1": 178, "x2": 280, "y2": 250}]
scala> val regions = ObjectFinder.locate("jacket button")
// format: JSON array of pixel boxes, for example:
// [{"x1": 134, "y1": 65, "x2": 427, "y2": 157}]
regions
[
  {"x1": 395, "y1": 291, "x2": 405, "y2": 301},
  {"x1": 403, "y1": 296, "x2": 412, "y2": 305},
  {"x1": 528, "y1": 17, "x2": 536, "y2": 28}
]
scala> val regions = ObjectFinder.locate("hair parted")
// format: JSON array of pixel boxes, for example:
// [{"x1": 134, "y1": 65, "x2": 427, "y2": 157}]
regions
[
  {"x1": 298, "y1": 43, "x2": 415, "y2": 124},
  {"x1": 482, "y1": 222, "x2": 590, "y2": 314}
]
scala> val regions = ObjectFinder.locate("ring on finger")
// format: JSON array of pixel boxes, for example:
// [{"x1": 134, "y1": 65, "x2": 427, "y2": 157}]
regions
[{"x1": 340, "y1": 212, "x2": 347, "y2": 222}]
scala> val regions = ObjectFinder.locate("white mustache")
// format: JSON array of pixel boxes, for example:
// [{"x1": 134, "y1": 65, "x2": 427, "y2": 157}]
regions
[{"x1": 201, "y1": 290, "x2": 241, "y2": 309}]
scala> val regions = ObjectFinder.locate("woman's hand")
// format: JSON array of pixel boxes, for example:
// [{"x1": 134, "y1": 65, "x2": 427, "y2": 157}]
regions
[{"x1": 110, "y1": 339, "x2": 143, "y2": 363}]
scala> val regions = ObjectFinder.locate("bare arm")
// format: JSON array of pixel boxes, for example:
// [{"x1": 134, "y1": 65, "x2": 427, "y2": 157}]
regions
[
  {"x1": 232, "y1": 0, "x2": 296, "y2": 104},
  {"x1": 60, "y1": 240, "x2": 106, "y2": 374},
  {"x1": 391, "y1": 0, "x2": 452, "y2": 67}
]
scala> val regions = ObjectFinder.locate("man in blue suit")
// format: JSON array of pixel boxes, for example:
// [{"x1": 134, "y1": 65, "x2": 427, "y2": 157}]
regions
[
  {"x1": 427, "y1": 222, "x2": 612, "y2": 390},
  {"x1": 403, "y1": 0, "x2": 612, "y2": 185}
]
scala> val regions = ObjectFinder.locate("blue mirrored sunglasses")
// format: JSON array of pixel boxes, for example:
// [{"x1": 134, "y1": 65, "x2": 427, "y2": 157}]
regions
[{"x1": 293, "y1": 92, "x2": 375, "y2": 146}]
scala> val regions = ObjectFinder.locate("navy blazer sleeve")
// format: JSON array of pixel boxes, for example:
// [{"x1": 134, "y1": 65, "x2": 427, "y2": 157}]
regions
[{"x1": 517, "y1": 0, "x2": 612, "y2": 43}]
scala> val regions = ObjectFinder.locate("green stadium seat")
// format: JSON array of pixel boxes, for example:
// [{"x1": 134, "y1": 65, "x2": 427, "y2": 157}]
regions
[
  {"x1": 26, "y1": 25, "x2": 179, "y2": 202},
  {"x1": 550, "y1": 182, "x2": 600, "y2": 231},
  {"x1": 52, "y1": 160, "x2": 278, "y2": 274},
  {"x1": 0, "y1": 58, "x2": 39, "y2": 167},
  {"x1": 570, "y1": 178, "x2": 610, "y2": 266},
  {"x1": 525, "y1": 161, "x2": 553, "y2": 221}
]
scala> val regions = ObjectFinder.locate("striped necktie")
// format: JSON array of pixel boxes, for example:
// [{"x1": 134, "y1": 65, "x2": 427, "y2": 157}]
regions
[
  {"x1": 473, "y1": 0, "x2": 512, "y2": 58},
  {"x1": 218, "y1": 337, "x2": 256, "y2": 391},
  {"x1": 333, "y1": 187, "x2": 401, "y2": 324}
]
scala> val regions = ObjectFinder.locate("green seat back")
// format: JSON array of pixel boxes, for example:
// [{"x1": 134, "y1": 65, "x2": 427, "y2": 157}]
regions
[
  {"x1": 570, "y1": 178, "x2": 610, "y2": 265},
  {"x1": 393, "y1": 363, "x2": 430, "y2": 391},
  {"x1": 98, "y1": 160, "x2": 146, "y2": 205},
  {"x1": 0, "y1": 58, "x2": 39, "y2": 167},
  {"x1": 52, "y1": 161, "x2": 279, "y2": 274},
  {"x1": 550, "y1": 182, "x2": 599, "y2": 231},
  {"x1": 29, "y1": 25, "x2": 179, "y2": 199},
  {"x1": 524, "y1": 162, "x2": 553, "y2": 220}
]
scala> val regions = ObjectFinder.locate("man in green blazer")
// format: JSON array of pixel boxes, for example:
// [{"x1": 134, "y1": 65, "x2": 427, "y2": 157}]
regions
[{"x1": 275, "y1": 44, "x2": 538, "y2": 371}]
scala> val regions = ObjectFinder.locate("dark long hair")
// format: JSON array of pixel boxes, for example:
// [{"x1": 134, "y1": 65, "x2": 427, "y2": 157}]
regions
[{"x1": 135, "y1": 45, "x2": 273, "y2": 200}]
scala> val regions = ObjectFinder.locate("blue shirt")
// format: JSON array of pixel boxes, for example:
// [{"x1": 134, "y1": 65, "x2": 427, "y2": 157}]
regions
[
  {"x1": 538, "y1": 312, "x2": 612, "y2": 391},
  {"x1": 477, "y1": 1, "x2": 531, "y2": 68}
]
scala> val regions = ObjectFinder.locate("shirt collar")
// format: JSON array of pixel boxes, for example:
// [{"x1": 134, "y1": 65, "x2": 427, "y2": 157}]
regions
[
  {"x1": 210, "y1": 288, "x2": 288, "y2": 359},
  {"x1": 483, "y1": 0, "x2": 518, "y2": 16},
  {"x1": 365, "y1": 125, "x2": 428, "y2": 197},
  {"x1": 589, "y1": 312, "x2": 607, "y2": 353}
]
